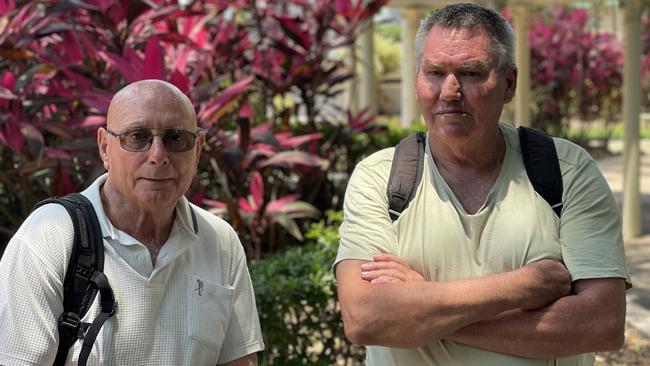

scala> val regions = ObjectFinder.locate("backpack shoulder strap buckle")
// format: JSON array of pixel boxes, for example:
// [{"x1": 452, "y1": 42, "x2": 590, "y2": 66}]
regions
[
  {"x1": 58, "y1": 311, "x2": 81, "y2": 335},
  {"x1": 57, "y1": 311, "x2": 90, "y2": 340}
]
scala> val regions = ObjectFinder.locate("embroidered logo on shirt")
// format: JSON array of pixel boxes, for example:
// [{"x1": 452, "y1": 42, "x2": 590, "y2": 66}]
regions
[{"x1": 194, "y1": 279, "x2": 204, "y2": 296}]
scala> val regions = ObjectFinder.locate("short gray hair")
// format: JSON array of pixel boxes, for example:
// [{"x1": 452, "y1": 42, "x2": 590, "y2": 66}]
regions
[{"x1": 414, "y1": 3, "x2": 515, "y2": 74}]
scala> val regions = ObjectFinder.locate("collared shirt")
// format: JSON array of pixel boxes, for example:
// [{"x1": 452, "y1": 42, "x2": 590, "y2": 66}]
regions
[{"x1": 0, "y1": 174, "x2": 264, "y2": 365}]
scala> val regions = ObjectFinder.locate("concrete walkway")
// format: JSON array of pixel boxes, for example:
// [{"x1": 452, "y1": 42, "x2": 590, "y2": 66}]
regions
[{"x1": 596, "y1": 151, "x2": 650, "y2": 338}]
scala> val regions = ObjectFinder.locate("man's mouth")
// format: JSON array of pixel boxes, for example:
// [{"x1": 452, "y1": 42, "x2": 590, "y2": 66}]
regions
[
  {"x1": 436, "y1": 111, "x2": 471, "y2": 117},
  {"x1": 143, "y1": 177, "x2": 173, "y2": 182}
]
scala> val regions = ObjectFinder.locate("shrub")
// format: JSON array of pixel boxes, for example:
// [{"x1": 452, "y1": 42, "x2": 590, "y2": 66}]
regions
[
  {"x1": 0, "y1": 0, "x2": 389, "y2": 257},
  {"x1": 375, "y1": 22, "x2": 400, "y2": 42},
  {"x1": 250, "y1": 211, "x2": 365, "y2": 365},
  {"x1": 526, "y1": 6, "x2": 623, "y2": 139},
  {"x1": 374, "y1": 25, "x2": 401, "y2": 76}
]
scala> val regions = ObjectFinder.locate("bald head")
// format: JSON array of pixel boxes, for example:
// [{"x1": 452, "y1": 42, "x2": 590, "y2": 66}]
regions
[
  {"x1": 98, "y1": 79, "x2": 205, "y2": 223},
  {"x1": 106, "y1": 79, "x2": 197, "y2": 130}
]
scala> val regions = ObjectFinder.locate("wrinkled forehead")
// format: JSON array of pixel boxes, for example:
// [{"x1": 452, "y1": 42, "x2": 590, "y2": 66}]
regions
[
  {"x1": 422, "y1": 25, "x2": 496, "y2": 64},
  {"x1": 428, "y1": 25, "x2": 494, "y2": 50},
  {"x1": 106, "y1": 81, "x2": 197, "y2": 131}
]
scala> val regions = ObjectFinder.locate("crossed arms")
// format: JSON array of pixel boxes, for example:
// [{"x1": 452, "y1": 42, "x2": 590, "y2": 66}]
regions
[{"x1": 335, "y1": 254, "x2": 626, "y2": 358}]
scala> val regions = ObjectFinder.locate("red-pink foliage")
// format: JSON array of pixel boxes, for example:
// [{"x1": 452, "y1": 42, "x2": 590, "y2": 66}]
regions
[
  {"x1": 527, "y1": 6, "x2": 624, "y2": 135},
  {"x1": 0, "y1": 0, "x2": 388, "y2": 256}
]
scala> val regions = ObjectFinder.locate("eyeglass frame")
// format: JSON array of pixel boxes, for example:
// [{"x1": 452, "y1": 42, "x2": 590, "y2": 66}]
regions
[{"x1": 105, "y1": 126, "x2": 204, "y2": 153}]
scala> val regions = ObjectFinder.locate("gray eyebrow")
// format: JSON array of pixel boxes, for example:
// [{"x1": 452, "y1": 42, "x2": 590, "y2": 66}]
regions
[{"x1": 420, "y1": 59, "x2": 491, "y2": 71}]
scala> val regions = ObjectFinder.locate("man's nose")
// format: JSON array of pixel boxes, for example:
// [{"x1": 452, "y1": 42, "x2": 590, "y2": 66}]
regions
[
  {"x1": 148, "y1": 136, "x2": 170, "y2": 165},
  {"x1": 440, "y1": 74, "x2": 461, "y2": 102}
]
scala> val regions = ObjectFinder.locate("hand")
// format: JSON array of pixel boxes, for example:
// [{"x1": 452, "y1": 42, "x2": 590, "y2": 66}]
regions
[
  {"x1": 360, "y1": 253, "x2": 426, "y2": 284},
  {"x1": 515, "y1": 259, "x2": 572, "y2": 310}
]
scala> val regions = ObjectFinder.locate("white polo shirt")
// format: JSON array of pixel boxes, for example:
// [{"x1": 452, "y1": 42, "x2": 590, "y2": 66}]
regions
[{"x1": 0, "y1": 174, "x2": 264, "y2": 365}]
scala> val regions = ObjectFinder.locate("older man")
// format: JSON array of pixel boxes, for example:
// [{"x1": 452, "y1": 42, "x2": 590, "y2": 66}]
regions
[
  {"x1": 335, "y1": 3, "x2": 630, "y2": 366},
  {"x1": 0, "y1": 80, "x2": 264, "y2": 365}
]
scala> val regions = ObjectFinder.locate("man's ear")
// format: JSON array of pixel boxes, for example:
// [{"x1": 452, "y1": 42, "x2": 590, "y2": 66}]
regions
[
  {"x1": 98, "y1": 127, "x2": 110, "y2": 171},
  {"x1": 194, "y1": 132, "x2": 205, "y2": 169},
  {"x1": 415, "y1": 69, "x2": 423, "y2": 102},
  {"x1": 503, "y1": 67, "x2": 517, "y2": 103}
]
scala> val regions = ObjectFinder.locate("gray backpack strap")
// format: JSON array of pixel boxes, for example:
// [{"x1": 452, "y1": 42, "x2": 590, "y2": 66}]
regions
[
  {"x1": 386, "y1": 128, "x2": 563, "y2": 221},
  {"x1": 518, "y1": 126, "x2": 563, "y2": 218},
  {"x1": 386, "y1": 132, "x2": 427, "y2": 221}
]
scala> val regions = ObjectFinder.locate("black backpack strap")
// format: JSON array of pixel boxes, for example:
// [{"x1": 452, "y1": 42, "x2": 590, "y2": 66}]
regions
[
  {"x1": 190, "y1": 206, "x2": 199, "y2": 234},
  {"x1": 34, "y1": 193, "x2": 116, "y2": 366},
  {"x1": 387, "y1": 132, "x2": 427, "y2": 221},
  {"x1": 78, "y1": 271, "x2": 117, "y2": 365},
  {"x1": 518, "y1": 126, "x2": 564, "y2": 218}
]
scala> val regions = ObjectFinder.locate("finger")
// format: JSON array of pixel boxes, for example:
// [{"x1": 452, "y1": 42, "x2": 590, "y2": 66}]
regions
[
  {"x1": 361, "y1": 269, "x2": 406, "y2": 282},
  {"x1": 361, "y1": 261, "x2": 404, "y2": 272},
  {"x1": 370, "y1": 276, "x2": 401, "y2": 285},
  {"x1": 361, "y1": 269, "x2": 404, "y2": 281},
  {"x1": 373, "y1": 253, "x2": 412, "y2": 268}
]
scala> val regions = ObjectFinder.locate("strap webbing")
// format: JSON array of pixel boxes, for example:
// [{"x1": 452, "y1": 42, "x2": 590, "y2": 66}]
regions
[
  {"x1": 78, "y1": 272, "x2": 117, "y2": 366},
  {"x1": 34, "y1": 193, "x2": 115, "y2": 366},
  {"x1": 518, "y1": 126, "x2": 564, "y2": 217},
  {"x1": 190, "y1": 207, "x2": 198, "y2": 234},
  {"x1": 386, "y1": 132, "x2": 426, "y2": 221},
  {"x1": 385, "y1": 128, "x2": 564, "y2": 221},
  {"x1": 53, "y1": 311, "x2": 81, "y2": 365}
]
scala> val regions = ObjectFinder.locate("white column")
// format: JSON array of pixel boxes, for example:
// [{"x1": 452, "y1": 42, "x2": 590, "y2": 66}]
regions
[
  {"x1": 400, "y1": 8, "x2": 423, "y2": 128},
  {"x1": 511, "y1": 4, "x2": 531, "y2": 127},
  {"x1": 346, "y1": 46, "x2": 359, "y2": 113},
  {"x1": 622, "y1": 0, "x2": 642, "y2": 239},
  {"x1": 359, "y1": 19, "x2": 378, "y2": 115}
]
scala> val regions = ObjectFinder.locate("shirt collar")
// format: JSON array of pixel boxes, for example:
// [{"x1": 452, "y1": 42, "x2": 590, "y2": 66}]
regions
[{"x1": 81, "y1": 173, "x2": 199, "y2": 244}]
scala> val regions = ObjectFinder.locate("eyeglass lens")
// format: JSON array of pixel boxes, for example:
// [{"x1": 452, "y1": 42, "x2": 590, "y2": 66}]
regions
[{"x1": 118, "y1": 128, "x2": 197, "y2": 152}]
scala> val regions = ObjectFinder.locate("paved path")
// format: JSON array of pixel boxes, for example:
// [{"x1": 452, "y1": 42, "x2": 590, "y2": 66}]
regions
[{"x1": 596, "y1": 150, "x2": 650, "y2": 337}]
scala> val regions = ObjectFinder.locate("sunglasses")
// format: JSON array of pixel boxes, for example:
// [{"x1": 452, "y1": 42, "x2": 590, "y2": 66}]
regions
[{"x1": 106, "y1": 127, "x2": 201, "y2": 152}]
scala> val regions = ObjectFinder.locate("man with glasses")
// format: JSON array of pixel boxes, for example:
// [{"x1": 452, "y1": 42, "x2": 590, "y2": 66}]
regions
[{"x1": 0, "y1": 80, "x2": 264, "y2": 365}]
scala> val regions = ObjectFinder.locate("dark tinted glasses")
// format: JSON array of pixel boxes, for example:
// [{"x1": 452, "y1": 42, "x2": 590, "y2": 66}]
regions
[{"x1": 106, "y1": 127, "x2": 201, "y2": 152}]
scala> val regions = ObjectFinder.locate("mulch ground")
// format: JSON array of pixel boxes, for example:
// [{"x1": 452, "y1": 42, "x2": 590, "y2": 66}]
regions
[{"x1": 596, "y1": 324, "x2": 650, "y2": 366}]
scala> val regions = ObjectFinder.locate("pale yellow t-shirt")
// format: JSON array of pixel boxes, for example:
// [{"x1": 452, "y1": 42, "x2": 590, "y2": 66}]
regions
[{"x1": 335, "y1": 122, "x2": 631, "y2": 366}]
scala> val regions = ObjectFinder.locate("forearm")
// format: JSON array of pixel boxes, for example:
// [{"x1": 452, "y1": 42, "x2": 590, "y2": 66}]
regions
[
  {"x1": 219, "y1": 353, "x2": 257, "y2": 366},
  {"x1": 447, "y1": 278, "x2": 626, "y2": 358},
  {"x1": 337, "y1": 260, "x2": 555, "y2": 348},
  {"x1": 366, "y1": 281, "x2": 520, "y2": 346}
]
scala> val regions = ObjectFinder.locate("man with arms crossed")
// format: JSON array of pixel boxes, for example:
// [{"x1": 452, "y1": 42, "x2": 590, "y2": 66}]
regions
[
  {"x1": 335, "y1": 3, "x2": 630, "y2": 365},
  {"x1": 0, "y1": 80, "x2": 263, "y2": 365}
]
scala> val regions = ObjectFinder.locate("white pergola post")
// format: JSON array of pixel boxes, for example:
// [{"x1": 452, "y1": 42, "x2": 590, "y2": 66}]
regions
[
  {"x1": 400, "y1": 8, "x2": 423, "y2": 128},
  {"x1": 511, "y1": 4, "x2": 531, "y2": 127},
  {"x1": 622, "y1": 0, "x2": 643, "y2": 239},
  {"x1": 346, "y1": 46, "x2": 359, "y2": 113},
  {"x1": 359, "y1": 19, "x2": 378, "y2": 116}
]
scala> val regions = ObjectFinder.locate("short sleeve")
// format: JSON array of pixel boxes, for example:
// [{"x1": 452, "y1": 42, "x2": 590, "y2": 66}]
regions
[
  {"x1": 216, "y1": 231, "x2": 264, "y2": 364},
  {"x1": 335, "y1": 150, "x2": 399, "y2": 267},
  {"x1": 0, "y1": 205, "x2": 72, "y2": 366},
  {"x1": 559, "y1": 153, "x2": 631, "y2": 287}
]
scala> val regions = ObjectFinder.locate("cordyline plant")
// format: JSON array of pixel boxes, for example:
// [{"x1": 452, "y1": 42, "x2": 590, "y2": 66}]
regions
[
  {"x1": 526, "y1": 6, "x2": 623, "y2": 137},
  {"x1": 0, "y1": 0, "x2": 388, "y2": 258},
  {"x1": 194, "y1": 0, "x2": 388, "y2": 259}
]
